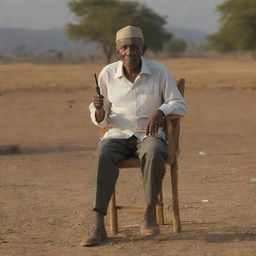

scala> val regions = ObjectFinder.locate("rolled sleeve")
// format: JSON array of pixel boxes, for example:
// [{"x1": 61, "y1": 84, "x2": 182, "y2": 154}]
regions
[
  {"x1": 89, "y1": 103, "x2": 109, "y2": 128},
  {"x1": 159, "y1": 67, "x2": 187, "y2": 116},
  {"x1": 159, "y1": 101, "x2": 187, "y2": 116}
]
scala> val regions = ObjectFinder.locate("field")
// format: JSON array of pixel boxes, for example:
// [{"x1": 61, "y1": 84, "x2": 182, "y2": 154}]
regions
[{"x1": 0, "y1": 58, "x2": 256, "y2": 256}]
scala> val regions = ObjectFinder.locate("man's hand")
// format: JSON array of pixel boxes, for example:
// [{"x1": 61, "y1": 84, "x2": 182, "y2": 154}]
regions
[
  {"x1": 146, "y1": 109, "x2": 165, "y2": 136},
  {"x1": 93, "y1": 95, "x2": 104, "y2": 109},
  {"x1": 93, "y1": 95, "x2": 105, "y2": 122}
]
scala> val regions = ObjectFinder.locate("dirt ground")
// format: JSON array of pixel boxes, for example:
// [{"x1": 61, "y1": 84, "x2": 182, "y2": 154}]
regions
[{"x1": 0, "y1": 59, "x2": 256, "y2": 255}]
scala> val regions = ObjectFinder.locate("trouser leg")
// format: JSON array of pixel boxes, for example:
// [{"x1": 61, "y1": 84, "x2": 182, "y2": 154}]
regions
[
  {"x1": 93, "y1": 137, "x2": 136, "y2": 215},
  {"x1": 136, "y1": 136, "x2": 167, "y2": 205}
]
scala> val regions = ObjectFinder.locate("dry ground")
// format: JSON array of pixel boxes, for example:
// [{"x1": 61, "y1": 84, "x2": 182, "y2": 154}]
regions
[{"x1": 0, "y1": 58, "x2": 255, "y2": 256}]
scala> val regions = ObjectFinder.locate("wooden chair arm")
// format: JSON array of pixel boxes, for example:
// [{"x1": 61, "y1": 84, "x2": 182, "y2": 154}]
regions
[
  {"x1": 166, "y1": 114, "x2": 182, "y2": 121},
  {"x1": 165, "y1": 117, "x2": 181, "y2": 165}
]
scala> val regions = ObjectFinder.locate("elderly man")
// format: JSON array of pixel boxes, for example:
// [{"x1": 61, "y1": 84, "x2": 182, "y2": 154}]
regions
[{"x1": 81, "y1": 25, "x2": 187, "y2": 246}]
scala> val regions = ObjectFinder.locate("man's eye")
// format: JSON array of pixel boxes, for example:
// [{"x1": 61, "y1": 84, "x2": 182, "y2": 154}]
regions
[{"x1": 121, "y1": 46, "x2": 139, "y2": 51}]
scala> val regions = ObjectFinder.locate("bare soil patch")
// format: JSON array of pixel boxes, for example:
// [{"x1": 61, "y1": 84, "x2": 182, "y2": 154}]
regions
[{"x1": 0, "y1": 59, "x2": 255, "y2": 255}]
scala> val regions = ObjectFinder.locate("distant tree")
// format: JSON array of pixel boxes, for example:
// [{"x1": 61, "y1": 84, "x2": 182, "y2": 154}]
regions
[
  {"x1": 66, "y1": 0, "x2": 171, "y2": 63},
  {"x1": 209, "y1": 0, "x2": 256, "y2": 58},
  {"x1": 12, "y1": 46, "x2": 33, "y2": 60},
  {"x1": 0, "y1": 52, "x2": 4, "y2": 60},
  {"x1": 165, "y1": 37, "x2": 187, "y2": 57},
  {"x1": 47, "y1": 49, "x2": 64, "y2": 62}
]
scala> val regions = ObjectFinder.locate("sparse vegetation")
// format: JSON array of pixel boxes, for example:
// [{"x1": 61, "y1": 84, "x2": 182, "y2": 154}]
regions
[
  {"x1": 209, "y1": 0, "x2": 256, "y2": 59},
  {"x1": 165, "y1": 37, "x2": 187, "y2": 57}
]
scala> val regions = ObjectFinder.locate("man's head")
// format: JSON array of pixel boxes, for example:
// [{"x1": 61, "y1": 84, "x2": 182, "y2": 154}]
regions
[{"x1": 115, "y1": 25, "x2": 146, "y2": 70}]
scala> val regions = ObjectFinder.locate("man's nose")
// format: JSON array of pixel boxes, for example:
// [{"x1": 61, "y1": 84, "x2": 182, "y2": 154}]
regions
[{"x1": 126, "y1": 46, "x2": 133, "y2": 55}]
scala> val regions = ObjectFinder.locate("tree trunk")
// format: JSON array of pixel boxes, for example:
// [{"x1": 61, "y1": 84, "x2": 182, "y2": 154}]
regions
[
  {"x1": 102, "y1": 44, "x2": 114, "y2": 64},
  {"x1": 252, "y1": 50, "x2": 256, "y2": 61}
]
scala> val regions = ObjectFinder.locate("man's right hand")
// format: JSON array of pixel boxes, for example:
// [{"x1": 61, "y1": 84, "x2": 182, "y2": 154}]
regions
[
  {"x1": 93, "y1": 95, "x2": 105, "y2": 122},
  {"x1": 93, "y1": 95, "x2": 104, "y2": 109}
]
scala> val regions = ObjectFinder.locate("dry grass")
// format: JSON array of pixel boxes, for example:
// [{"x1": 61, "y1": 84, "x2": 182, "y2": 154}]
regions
[
  {"x1": 1, "y1": 58, "x2": 256, "y2": 92},
  {"x1": 162, "y1": 58, "x2": 256, "y2": 89},
  {"x1": 0, "y1": 63, "x2": 102, "y2": 92}
]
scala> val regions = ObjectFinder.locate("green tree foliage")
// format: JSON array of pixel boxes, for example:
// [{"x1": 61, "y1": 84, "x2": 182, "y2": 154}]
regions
[
  {"x1": 67, "y1": 0, "x2": 171, "y2": 63},
  {"x1": 166, "y1": 37, "x2": 187, "y2": 57},
  {"x1": 209, "y1": 0, "x2": 256, "y2": 54}
]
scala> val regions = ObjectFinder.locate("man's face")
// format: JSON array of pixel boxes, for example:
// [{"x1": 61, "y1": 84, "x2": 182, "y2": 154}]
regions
[{"x1": 116, "y1": 38, "x2": 145, "y2": 70}]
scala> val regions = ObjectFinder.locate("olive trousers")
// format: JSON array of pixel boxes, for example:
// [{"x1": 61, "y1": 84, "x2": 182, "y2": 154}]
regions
[{"x1": 93, "y1": 135, "x2": 168, "y2": 215}]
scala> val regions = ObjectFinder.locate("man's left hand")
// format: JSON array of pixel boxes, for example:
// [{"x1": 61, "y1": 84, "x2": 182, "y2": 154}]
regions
[{"x1": 146, "y1": 109, "x2": 165, "y2": 136}]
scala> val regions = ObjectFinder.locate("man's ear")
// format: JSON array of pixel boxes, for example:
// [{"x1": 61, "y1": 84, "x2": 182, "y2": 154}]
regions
[
  {"x1": 115, "y1": 45, "x2": 121, "y2": 57},
  {"x1": 142, "y1": 44, "x2": 147, "y2": 55}
]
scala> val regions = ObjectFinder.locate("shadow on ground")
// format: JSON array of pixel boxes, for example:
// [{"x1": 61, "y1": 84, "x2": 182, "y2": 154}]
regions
[
  {"x1": 102, "y1": 226, "x2": 256, "y2": 246},
  {"x1": 0, "y1": 144, "x2": 96, "y2": 156}
]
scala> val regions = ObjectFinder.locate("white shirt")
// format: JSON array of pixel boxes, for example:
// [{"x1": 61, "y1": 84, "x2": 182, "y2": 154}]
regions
[{"x1": 89, "y1": 58, "x2": 187, "y2": 141}]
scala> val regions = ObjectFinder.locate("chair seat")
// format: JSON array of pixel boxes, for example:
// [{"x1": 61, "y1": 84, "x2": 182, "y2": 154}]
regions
[{"x1": 117, "y1": 157, "x2": 140, "y2": 168}]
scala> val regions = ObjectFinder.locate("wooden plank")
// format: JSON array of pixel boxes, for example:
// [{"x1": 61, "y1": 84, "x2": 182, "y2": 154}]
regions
[
  {"x1": 117, "y1": 158, "x2": 140, "y2": 168},
  {"x1": 171, "y1": 161, "x2": 181, "y2": 232}
]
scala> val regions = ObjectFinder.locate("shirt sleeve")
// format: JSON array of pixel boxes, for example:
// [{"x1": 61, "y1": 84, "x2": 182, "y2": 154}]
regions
[
  {"x1": 89, "y1": 70, "x2": 111, "y2": 128},
  {"x1": 159, "y1": 67, "x2": 187, "y2": 116}
]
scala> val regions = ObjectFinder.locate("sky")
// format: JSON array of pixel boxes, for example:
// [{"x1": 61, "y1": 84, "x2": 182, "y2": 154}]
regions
[{"x1": 0, "y1": 0, "x2": 225, "y2": 33}]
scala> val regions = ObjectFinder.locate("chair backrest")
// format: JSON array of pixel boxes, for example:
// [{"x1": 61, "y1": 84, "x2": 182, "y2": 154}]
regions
[
  {"x1": 176, "y1": 78, "x2": 185, "y2": 97},
  {"x1": 165, "y1": 78, "x2": 185, "y2": 165}
]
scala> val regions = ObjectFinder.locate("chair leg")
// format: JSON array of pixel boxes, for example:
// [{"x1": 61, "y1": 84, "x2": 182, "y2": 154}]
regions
[
  {"x1": 109, "y1": 188, "x2": 118, "y2": 235},
  {"x1": 170, "y1": 162, "x2": 181, "y2": 233},
  {"x1": 156, "y1": 184, "x2": 164, "y2": 225}
]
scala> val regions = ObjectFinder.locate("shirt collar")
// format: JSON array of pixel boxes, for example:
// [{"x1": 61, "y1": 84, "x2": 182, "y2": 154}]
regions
[{"x1": 115, "y1": 57, "x2": 151, "y2": 79}]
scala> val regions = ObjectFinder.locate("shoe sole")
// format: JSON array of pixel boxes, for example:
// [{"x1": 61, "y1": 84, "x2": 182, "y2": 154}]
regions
[
  {"x1": 140, "y1": 228, "x2": 160, "y2": 236},
  {"x1": 80, "y1": 235, "x2": 107, "y2": 247}
]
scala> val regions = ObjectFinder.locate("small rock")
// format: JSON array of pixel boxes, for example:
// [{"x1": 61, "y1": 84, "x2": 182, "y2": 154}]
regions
[
  {"x1": 44, "y1": 240, "x2": 54, "y2": 244},
  {"x1": 72, "y1": 223, "x2": 82, "y2": 228},
  {"x1": 23, "y1": 223, "x2": 33, "y2": 227}
]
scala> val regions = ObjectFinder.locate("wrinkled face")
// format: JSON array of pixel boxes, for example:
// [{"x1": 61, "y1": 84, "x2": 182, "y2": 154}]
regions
[{"x1": 116, "y1": 38, "x2": 146, "y2": 70}]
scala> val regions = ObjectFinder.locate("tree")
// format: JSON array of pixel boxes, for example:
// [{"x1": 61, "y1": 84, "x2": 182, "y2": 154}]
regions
[
  {"x1": 165, "y1": 37, "x2": 187, "y2": 57},
  {"x1": 67, "y1": 0, "x2": 171, "y2": 63},
  {"x1": 12, "y1": 46, "x2": 33, "y2": 61},
  {"x1": 209, "y1": 0, "x2": 256, "y2": 57}
]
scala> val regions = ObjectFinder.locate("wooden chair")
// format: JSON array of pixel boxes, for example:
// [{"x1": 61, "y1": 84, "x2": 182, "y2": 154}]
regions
[{"x1": 100, "y1": 79, "x2": 185, "y2": 235}]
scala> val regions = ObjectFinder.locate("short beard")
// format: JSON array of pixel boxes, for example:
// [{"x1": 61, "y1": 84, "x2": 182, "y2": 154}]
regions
[{"x1": 123, "y1": 57, "x2": 141, "y2": 70}]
